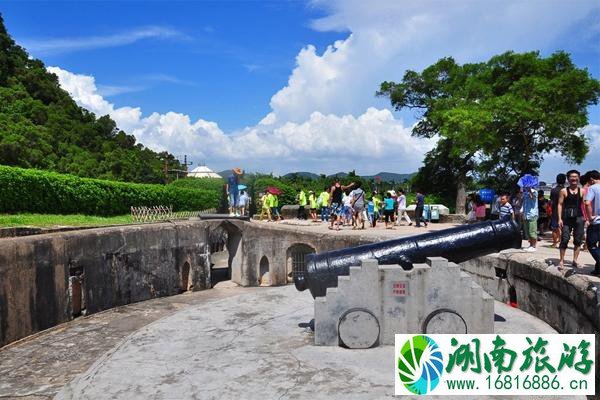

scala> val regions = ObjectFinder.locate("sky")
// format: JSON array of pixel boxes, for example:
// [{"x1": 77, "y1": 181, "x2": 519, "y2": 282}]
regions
[{"x1": 2, "y1": 0, "x2": 599, "y2": 181}]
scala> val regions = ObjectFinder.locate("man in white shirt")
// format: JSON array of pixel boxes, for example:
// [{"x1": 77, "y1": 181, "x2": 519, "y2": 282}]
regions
[
  {"x1": 396, "y1": 188, "x2": 412, "y2": 226},
  {"x1": 584, "y1": 170, "x2": 600, "y2": 275}
]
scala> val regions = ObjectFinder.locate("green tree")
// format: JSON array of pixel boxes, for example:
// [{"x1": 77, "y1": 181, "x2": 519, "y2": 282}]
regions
[
  {"x1": 0, "y1": 14, "x2": 183, "y2": 183},
  {"x1": 378, "y1": 51, "x2": 600, "y2": 213}
]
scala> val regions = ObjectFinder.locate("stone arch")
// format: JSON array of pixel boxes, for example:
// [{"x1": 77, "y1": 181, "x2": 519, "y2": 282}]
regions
[
  {"x1": 259, "y1": 256, "x2": 270, "y2": 286},
  {"x1": 208, "y1": 221, "x2": 243, "y2": 287},
  {"x1": 286, "y1": 243, "x2": 316, "y2": 283},
  {"x1": 180, "y1": 261, "x2": 191, "y2": 292}
]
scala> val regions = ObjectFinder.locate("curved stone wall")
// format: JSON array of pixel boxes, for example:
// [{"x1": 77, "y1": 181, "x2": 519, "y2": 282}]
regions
[
  {"x1": 0, "y1": 220, "x2": 368, "y2": 347},
  {"x1": 460, "y1": 253, "x2": 600, "y2": 394}
]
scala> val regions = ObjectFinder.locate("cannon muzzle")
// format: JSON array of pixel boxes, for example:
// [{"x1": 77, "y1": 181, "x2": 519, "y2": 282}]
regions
[{"x1": 295, "y1": 218, "x2": 521, "y2": 298}]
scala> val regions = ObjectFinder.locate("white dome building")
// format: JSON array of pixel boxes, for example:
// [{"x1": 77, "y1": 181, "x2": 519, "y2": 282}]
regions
[{"x1": 187, "y1": 165, "x2": 222, "y2": 179}]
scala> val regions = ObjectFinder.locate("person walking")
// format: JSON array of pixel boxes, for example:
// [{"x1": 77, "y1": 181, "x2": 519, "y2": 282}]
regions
[
  {"x1": 383, "y1": 192, "x2": 395, "y2": 229},
  {"x1": 329, "y1": 180, "x2": 353, "y2": 231},
  {"x1": 342, "y1": 189, "x2": 353, "y2": 226},
  {"x1": 475, "y1": 195, "x2": 486, "y2": 221},
  {"x1": 396, "y1": 188, "x2": 412, "y2": 226},
  {"x1": 372, "y1": 191, "x2": 381, "y2": 227},
  {"x1": 259, "y1": 192, "x2": 271, "y2": 221},
  {"x1": 512, "y1": 188, "x2": 524, "y2": 235},
  {"x1": 522, "y1": 186, "x2": 538, "y2": 252},
  {"x1": 308, "y1": 190, "x2": 318, "y2": 222},
  {"x1": 537, "y1": 190, "x2": 549, "y2": 236},
  {"x1": 549, "y1": 173, "x2": 566, "y2": 248},
  {"x1": 414, "y1": 189, "x2": 428, "y2": 228},
  {"x1": 490, "y1": 194, "x2": 501, "y2": 220},
  {"x1": 557, "y1": 170, "x2": 585, "y2": 271},
  {"x1": 297, "y1": 189, "x2": 307, "y2": 220},
  {"x1": 318, "y1": 187, "x2": 330, "y2": 223},
  {"x1": 238, "y1": 190, "x2": 249, "y2": 216},
  {"x1": 350, "y1": 182, "x2": 366, "y2": 230},
  {"x1": 225, "y1": 167, "x2": 243, "y2": 216},
  {"x1": 584, "y1": 170, "x2": 600, "y2": 275}
]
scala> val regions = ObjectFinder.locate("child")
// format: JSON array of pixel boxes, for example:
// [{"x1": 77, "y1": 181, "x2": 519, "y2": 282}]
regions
[
  {"x1": 499, "y1": 194, "x2": 514, "y2": 220},
  {"x1": 383, "y1": 192, "x2": 395, "y2": 229},
  {"x1": 367, "y1": 201, "x2": 375, "y2": 228},
  {"x1": 475, "y1": 196, "x2": 486, "y2": 221}
]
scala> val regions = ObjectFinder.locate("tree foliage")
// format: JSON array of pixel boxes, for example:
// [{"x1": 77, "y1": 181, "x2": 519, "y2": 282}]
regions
[
  {"x1": 379, "y1": 51, "x2": 600, "y2": 210},
  {"x1": 0, "y1": 14, "x2": 181, "y2": 183}
]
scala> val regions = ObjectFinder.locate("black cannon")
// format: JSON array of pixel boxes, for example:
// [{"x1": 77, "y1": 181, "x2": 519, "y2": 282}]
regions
[{"x1": 295, "y1": 218, "x2": 521, "y2": 298}]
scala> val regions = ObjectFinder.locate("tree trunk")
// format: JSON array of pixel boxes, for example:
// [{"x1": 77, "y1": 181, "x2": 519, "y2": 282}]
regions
[{"x1": 455, "y1": 175, "x2": 467, "y2": 215}]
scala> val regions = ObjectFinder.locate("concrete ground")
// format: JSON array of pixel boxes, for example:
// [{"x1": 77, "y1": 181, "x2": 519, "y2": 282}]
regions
[{"x1": 0, "y1": 284, "x2": 583, "y2": 400}]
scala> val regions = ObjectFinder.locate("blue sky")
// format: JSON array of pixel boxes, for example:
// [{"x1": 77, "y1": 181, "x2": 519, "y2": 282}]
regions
[
  {"x1": 3, "y1": 1, "x2": 346, "y2": 132},
  {"x1": 1, "y1": 1, "x2": 599, "y2": 180}
]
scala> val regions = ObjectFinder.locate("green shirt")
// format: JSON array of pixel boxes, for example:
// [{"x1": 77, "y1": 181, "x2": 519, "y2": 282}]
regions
[
  {"x1": 372, "y1": 196, "x2": 381, "y2": 212},
  {"x1": 299, "y1": 191, "x2": 307, "y2": 206},
  {"x1": 309, "y1": 194, "x2": 317, "y2": 209}
]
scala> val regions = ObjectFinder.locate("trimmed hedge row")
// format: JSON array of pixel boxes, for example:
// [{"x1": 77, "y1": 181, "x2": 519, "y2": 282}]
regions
[{"x1": 0, "y1": 165, "x2": 220, "y2": 216}]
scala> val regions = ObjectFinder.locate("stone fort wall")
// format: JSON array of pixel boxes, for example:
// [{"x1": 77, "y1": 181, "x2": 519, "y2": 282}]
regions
[{"x1": 1, "y1": 220, "x2": 599, "y2": 361}]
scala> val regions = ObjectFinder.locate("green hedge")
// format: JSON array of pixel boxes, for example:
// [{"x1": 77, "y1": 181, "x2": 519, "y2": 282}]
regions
[{"x1": 0, "y1": 165, "x2": 220, "y2": 216}]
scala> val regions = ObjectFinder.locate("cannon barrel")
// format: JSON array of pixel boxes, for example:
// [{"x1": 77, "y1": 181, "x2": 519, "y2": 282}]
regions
[{"x1": 295, "y1": 218, "x2": 521, "y2": 298}]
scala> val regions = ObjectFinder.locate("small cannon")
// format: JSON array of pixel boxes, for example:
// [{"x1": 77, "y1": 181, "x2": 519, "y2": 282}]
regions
[{"x1": 295, "y1": 218, "x2": 521, "y2": 298}]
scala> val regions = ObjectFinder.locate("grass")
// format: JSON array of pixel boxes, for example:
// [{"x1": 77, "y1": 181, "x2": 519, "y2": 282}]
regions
[{"x1": 0, "y1": 213, "x2": 132, "y2": 228}]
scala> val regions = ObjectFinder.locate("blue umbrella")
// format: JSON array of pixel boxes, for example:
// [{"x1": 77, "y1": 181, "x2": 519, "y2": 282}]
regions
[
  {"x1": 517, "y1": 174, "x2": 538, "y2": 189},
  {"x1": 238, "y1": 184, "x2": 247, "y2": 190}
]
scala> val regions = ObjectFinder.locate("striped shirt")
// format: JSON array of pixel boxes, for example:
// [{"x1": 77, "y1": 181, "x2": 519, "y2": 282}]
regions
[{"x1": 499, "y1": 202, "x2": 514, "y2": 219}]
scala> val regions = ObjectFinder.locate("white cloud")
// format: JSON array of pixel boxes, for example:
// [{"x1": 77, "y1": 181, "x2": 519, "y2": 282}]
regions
[
  {"x1": 48, "y1": 66, "x2": 431, "y2": 174},
  {"x1": 268, "y1": 0, "x2": 598, "y2": 123},
  {"x1": 46, "y1": 1, "x2": 599, "y2": 176},
  {"x1": 22, "y1": 26, "x2": 189, "y2": 55}
]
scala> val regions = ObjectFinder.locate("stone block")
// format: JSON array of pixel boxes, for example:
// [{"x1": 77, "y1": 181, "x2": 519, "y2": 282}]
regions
[{"x1": 313, "y1": 257, "x2": 493, "y2": 348}]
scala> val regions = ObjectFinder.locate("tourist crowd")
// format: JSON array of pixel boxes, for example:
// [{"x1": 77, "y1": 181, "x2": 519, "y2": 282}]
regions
[
  {"x1": 226, "y1": 167, "x2": 599, "y2": 275},
  {"x1": 468, "y1": 169, "x2": 599, "y2": 275},
  {"x1": 258, "y1": 179, "x2": 430, "y2": 230}
]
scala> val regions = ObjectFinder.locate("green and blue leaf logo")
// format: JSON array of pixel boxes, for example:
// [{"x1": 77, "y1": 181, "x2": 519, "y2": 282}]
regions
[{"x1": 397, "y1": 335, "x2": 444, "y2": 394}]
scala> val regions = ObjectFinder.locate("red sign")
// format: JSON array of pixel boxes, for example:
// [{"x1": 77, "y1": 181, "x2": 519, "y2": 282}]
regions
[{"x1": 392, "y1": 281, "x2": 407, "y2": 297}]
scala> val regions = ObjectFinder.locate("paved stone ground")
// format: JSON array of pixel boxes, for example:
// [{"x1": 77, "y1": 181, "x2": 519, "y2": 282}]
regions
[
  {"x1": 0, "y1": 283, "x2": 583, "y2": 400},
  {"x1": 49, "y1": 287, "x2": 578, "y2": 400}
]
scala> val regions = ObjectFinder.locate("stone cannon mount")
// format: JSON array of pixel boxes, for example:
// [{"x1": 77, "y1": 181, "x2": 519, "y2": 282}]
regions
[{"x1": 314, "y1": 257, "x2": 494, "y2": 348}]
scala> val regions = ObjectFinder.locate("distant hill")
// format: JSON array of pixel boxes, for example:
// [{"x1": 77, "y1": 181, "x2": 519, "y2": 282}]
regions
[
  {"x1": 283, "y1": 171, "x2": 415, "y2": 183},
  {"x1": 283, "y1": 171, "x2": 320, "y2": 179},
  {"x1": 363, "y1": 172, "x2": 414, "y2": 183},
  {"x1": 217, "y1": 170, "x2": 232, "y2": 179}
]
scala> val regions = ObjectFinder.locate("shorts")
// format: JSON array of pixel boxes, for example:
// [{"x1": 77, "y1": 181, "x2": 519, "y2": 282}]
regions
[
  {"x1": 229, "y1": 192, "x2": 239, "y2": 208},
  {"x1": 384, "y1": 209, "x2": 394, "y2": 222},
  {"x1": 310, "y1": 208, "x2": 317, "y2": 212},
  {"x1": 271, "y1": 207, "x2": 280, "y2": 217},
  {"x1": 524, "y1": 217, "x2": 538, "y2": 240},
  {"x1": 560, "y1": 216, "x2": 585, "y2": 249},
  {"x1": 330, "y1": 203, "x2": 343, "y2": 217},
  {"x1": 353, "y1": 204, "x2": 365, "y2": 214}
]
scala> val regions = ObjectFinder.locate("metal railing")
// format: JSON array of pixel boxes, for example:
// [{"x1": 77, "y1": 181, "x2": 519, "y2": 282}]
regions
[{"x1": 130, "y1": 206, "x2": 217, "y2": 223}]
